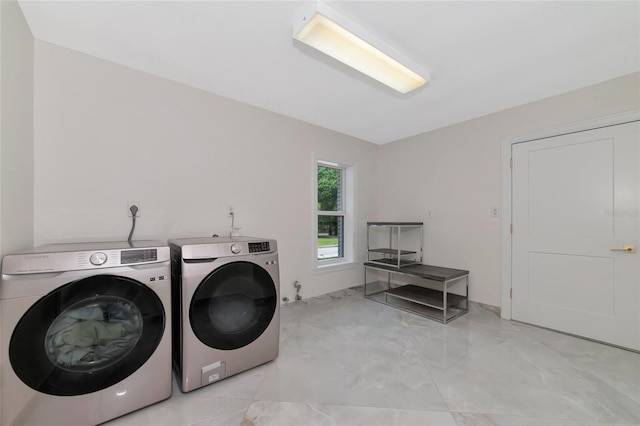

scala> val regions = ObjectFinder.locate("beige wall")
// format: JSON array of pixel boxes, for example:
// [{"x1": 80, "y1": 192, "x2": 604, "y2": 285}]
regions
[
  {"x1": 0, "y1": 0, "x2": 34, "y2": 410},
  {"x1": 0, "y1": 0, "x2": 34, "y2": 258},
  {"x1": 377, "y1": 72, "x2": 640, "y2": 307},
  {"x1": 33, "y1": 41, "x2": 378, "y2": 302},
  {"x1": 12, "y1": 31, "x2": 640, "y2": 307}
]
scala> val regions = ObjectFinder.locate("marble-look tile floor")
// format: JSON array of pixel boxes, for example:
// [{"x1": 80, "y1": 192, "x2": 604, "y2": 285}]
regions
[{"x1": 106, "y1": 287, "x2": 640, "y2": 426}]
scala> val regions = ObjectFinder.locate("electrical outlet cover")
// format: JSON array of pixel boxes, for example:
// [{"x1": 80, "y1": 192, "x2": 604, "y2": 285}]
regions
[{"x1": 127, "y1": 202, "x2": 141, "y2": 217}]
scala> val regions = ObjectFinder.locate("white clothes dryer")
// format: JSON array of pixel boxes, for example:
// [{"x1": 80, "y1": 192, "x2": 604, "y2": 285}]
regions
[
  {"x1": 169, "y1": 237, "x2": 279, "y2": 393},
  {"x1": 1, "y1": 241, "x2": 172, "y2": 426}
]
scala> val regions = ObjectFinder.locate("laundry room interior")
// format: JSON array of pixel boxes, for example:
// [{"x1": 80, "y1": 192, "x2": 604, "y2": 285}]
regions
[{"x1": 1, "y1": 1, "x2": 640, "y2": 425}]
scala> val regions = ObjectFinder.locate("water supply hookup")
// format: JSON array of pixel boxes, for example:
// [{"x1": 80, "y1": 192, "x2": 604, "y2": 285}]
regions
[{"x1": 294, "y1": 281, "x2": 302, "y2": 301}]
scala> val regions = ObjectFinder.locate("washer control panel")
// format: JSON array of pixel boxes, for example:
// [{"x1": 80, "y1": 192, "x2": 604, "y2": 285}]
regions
[
  {"x1": 82, "y1": 248, "x2": 159, "y2": 267},
  {"x1": 121, "y1": 248, "x2": 158, "y2": 264},
  {"x1": 248, "y1": 242, "x2": 271, "y2": 253},
  {"x1": 2, "y1": 243, "x2": 169, "y2": 275},
  {"x1": 230, "y1": 244, "x2": 242, "y2": 254}
]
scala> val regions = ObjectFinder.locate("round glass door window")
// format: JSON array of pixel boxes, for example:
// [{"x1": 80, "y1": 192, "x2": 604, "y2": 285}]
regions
[
  {"x1": 190, "y1": 261, "x2": 277, "y2": 350},
  {"x1": 9, "y1": 275, "x2": 165, "y2": 396}
]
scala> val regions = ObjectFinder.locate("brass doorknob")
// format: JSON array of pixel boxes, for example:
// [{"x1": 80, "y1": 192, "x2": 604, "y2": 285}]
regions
[{"x1": 611, "y1": 245, "x2": 637, "y2": 253}]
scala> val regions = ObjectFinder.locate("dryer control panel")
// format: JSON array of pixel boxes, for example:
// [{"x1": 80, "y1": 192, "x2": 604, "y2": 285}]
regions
[{"x1": 171, "y1": 237, "x2": 277, "y2": 260}]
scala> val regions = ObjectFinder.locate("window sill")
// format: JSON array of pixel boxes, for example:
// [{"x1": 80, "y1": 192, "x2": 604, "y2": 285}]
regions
[{"x1": 313, "y1": 259, "x2": 359, "y2": 274}]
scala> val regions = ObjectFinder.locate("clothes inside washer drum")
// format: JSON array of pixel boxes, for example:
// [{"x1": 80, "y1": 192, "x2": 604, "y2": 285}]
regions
[
  {"x1": 56, "y1": 320, "x2": 124, "y2": 347},
  {"x1": 46, "y1": 300, "x2": 143, "y2": 368}
]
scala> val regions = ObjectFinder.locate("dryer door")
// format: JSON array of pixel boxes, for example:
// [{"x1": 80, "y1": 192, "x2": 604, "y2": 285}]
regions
[
  {"x1": 9, "y1": 275, "x2": 165, "y2": 396},
  {"x1": 190, "y1": 261, "x2": 277, "y2": 350}
]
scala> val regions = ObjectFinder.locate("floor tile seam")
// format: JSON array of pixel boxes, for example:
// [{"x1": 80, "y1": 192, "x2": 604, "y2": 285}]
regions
[
  {"x1": 448, "y1": 410, "x2": 633, "y2": 424},
  {"x1": 450, "y1": 406, "x2": 597, "y2": 423},
  {"x1": 150, "y1": 395, "x2": 252, "y2": 425},
  {"x1": 442, "y1": 378, "x2": 640, "y2": 425},
  {"x1": 618, "y1": 392, "x2": 640, "y2": 407},
  {"x1": 561, "y1": 379, "x2": 637, "y2": 423},
  {"x1": 246, "y1": 366, "x2": 272, "y2": 402},
  {"x1": 415, "y1": 350, "x2": 454, "y2": 415},
  {"x1": 251, "y1": 397, "x2": 451, "y2": 413},
  {"x1": 575, "y1": 388, "x2": 640, "y2": 424},
  {"x1": 420, "y1": 334, "x2": 592, "y2": 377},
  {"x1": 529, "y1": 339, "x2": 640, "y2": 407},
  {"x1": 204, "y1": 396, "x2": 255, "y2": 425},
  {"x1": 236, "y1": 401, "x2": 631, "y2": 426},
  {"x1": 425, "y1": 364, "x2": 563, "y2": 417},
  {"x1": 181, "y1": 393, "x2": 254, "y2": 403},
  {"x1": 496, "y1": 339, "x2": 590, "y2": 374},
  {"x1": 247, "y1": 398, "x2": 456, "y2": 415},
  {"x1": 420, "y1": 345, "x2": 518, "y2": 376},
  {"x1": 547, "y1": 350, "x2": 640, "y2": 400},
  {"x1": 284, "y1": 322, "x2": 414, "y2": 339}
]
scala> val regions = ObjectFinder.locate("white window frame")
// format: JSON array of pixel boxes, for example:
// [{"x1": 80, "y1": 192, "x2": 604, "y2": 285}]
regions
[{"x1": 313, "y1": 157, "x2": 356, "y2": 270}]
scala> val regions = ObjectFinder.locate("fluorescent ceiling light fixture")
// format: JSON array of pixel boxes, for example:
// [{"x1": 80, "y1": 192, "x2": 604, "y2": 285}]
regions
[{"x1": 293, "y1": 2, "x2": 429, "y2": 94}]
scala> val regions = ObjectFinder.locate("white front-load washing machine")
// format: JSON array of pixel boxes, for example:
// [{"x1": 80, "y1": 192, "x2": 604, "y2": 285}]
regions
[
  {"x1": 169, "y1": 236, "x2": 279, "y2": 393},
  {"x1": 0, "y1": 241, "x2": 172, "y2": 426}
]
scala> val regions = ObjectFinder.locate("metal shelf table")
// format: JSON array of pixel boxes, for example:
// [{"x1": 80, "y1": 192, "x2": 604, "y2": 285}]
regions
[{"x1": 364, "y1": 262, "x2": 469, "y2": 324}]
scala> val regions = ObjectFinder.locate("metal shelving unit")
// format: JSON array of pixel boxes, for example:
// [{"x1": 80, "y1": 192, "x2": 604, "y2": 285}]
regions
[
  {"x1": 364, "y1": 222, "x2": 469, "y2": 324},
  {"x1": 366, "y1": 222, "x2": 422, "y2": 268}
]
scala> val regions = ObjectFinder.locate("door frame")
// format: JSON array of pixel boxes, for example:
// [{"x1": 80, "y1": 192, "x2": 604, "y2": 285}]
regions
[{"x1": 500, "y1": 109, "x2": 640, "y2": 320}]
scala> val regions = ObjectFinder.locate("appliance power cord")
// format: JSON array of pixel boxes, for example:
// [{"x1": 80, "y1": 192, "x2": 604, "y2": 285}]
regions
[{"x1": 128, "y1": 205, "x2": 139, "y2": 243}]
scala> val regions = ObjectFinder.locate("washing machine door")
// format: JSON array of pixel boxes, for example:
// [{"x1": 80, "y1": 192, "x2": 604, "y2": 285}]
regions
[
  {"x1": 9, "y1": 275, "x2": 165, "y2": 396},
  {"x1": 190, "y1": 261, "x2": 277, "y2": 350}
]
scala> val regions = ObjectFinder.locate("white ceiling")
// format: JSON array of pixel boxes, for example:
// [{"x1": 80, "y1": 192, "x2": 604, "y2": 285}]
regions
[{"x1": 18, "y1": 1, "x2": 640, "y2": 144}]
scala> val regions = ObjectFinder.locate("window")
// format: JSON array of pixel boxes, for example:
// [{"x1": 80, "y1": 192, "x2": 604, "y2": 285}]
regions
[{"x1": 315, "y1": 159, "x2": 355, "y2": 267}]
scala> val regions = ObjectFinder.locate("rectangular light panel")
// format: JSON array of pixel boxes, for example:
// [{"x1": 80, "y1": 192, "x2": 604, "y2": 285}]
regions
[{"x1": 294, "y1": 3, "x2": 428, "y2": 94}]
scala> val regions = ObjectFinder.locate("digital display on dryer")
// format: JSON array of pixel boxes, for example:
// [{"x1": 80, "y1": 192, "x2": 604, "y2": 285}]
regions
[
  {"x1": 248, "y1": 242, "x2": 270, "y2": 253},
  {"x1": 121, "y1": 249, "x2": 157, "y2": 264}
]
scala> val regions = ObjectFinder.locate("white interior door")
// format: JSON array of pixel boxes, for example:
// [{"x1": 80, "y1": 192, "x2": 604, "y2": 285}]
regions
[{"x1": 512, "y1": 121, "x2": 639, "y2": 350}]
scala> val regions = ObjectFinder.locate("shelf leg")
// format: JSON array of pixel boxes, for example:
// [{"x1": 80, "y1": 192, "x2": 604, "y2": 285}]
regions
[
  {"x1": 465, "y1": 276, "x2": 469, "y2": 311},
  {"x1": 443, "y1": 280, "x2": 448, "y2": 324},
  {"x1": 364, "y1": 265, "x2": 367, "y2": 296},
  {"x1": 397, "y1": 228, "x2": 401, "y2": 268}
]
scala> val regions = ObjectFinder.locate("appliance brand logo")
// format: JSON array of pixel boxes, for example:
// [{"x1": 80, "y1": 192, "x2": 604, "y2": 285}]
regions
[{"x1": 24, "y1": 255, "x2": 50, "y2": 260}]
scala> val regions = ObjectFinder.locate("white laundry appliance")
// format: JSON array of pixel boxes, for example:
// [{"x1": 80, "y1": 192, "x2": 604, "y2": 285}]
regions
[
  {"x1": 0, "y1": 241, "x2": 172, "y2": 425},
  {"x1": 169, "y1": 236, "x2": 279, "y2": 392}
]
